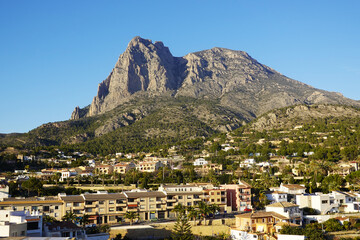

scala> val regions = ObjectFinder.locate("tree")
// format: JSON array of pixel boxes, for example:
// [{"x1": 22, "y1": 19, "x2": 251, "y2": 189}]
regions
[
  {"x1": 186, "y1": 206, "x2": 199, "y2": 226},
  {"x1": 323, "y1": 218, "x2": 344, "y2": 232},
  {"x1": 208, "y1": 204, "x2": 220, "y2": 219},
  {"x1": 173, "y1": 204, "x2": 186, "y2": 218},
  {"x1": 43, "y1": 215, "x2": 58, "y2": 223},
  {"x1": 62, "y1": 211, "x2": 77, "y2": 223},
  {"x1": 21, "y1": 177, "x2": 43, "y2": 196},
  {"x1": 79, "y1": 214, "x2": 90, "y2": 230},
  {"x1": 125, "y1": 211, "x2": 139, "y2": 225},
  {"x1": 52, "y1": 172, "x2": 61, "y2": 186},
  {"x1": 198, "y1": 201, "x2": 211, "y2": 225},
  {"x1": 172, "y1": 207, "x2": 193, "y2": 240}
]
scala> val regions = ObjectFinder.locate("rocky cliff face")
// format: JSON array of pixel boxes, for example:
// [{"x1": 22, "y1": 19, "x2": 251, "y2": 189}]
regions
[{"x1": 72, "y1": 36, "x2": 360, "y2": 120}]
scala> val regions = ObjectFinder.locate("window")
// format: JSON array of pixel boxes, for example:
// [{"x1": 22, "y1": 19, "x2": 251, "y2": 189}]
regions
[
  {"x1": 55, "y1": 206, "x2": 59, "y2": 210},
  {"x1": 140, "y1": 198, "x2": 145, "y2": 202},
  {"x1": 116, "y1": 207, "x2": 123, "y2": 211},
  {"x1": 109, "y1": 207, "x2": 114, "y2": 212},
  {"x1": 99, "y1": 201, "x2": 104, "y2": 205},
  {"x1": 187, "y1": 196, "x2": 192, "y2": 199},
  {"x1": 217, "y1": 192, "x2": 220, "y2": 195},
  {"x1": 322, "y1": 200, "x2": 328, "y2": 204},
  {"x1": 99, "y1": 208, "x2": 104, "y2": 212},
  {"x1": 150, "y1": 205, "x2": 155, "y2": 209},
  {"x1": 187, "y1": 202, "x2": 192, "y2": 206},
  {"x1": 211, "y1": 199, "x2": 215, "y2": 202},
  {"x1": 178, "y1": 196, "x2": 183, "y2": 199},
  {"x1": 43, "y1": 206, "x2": 50, "y2": 212},
  {"x1": 55, "y1": 213, "x2": 58, "y2": 217},
  {"x1": 109, "y1": 216, "x2": 116, "y2": 221},
  {"x1": 66, "y1": 203, "x2": 72, "y2": 207},
  {"x1": 140, "y1": 206, "x2": 145, "y2": 209},
  {"x1": 74, "y1": 202, "x2": 81, "y2": 207},
  {"x1": 109, "y1": 200, "x2": 115, "y2": 204},
  {"x1": 85, "y1": 208, "x2": 92, "y2": 212}
]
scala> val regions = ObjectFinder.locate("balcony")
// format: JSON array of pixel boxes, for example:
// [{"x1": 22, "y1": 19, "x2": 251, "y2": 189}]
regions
[
  {"x1": 201, "y1": 195, "x2": 210, "y2": 198},
  {"x1": 127, "y1": 208, "x2": 138, "y2": 212},
  {"x1": 167, "y1": 198, "x2": 176, "y2": 202}
]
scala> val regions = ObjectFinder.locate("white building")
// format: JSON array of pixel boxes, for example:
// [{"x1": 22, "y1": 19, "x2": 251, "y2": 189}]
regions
[
  {"x1": 0, "y1": 185, "x2": 9, "y2": 201},
  {"x1": 266, "y1": 191, "x2": 288, "y2": 204},
  {"x1": 60, "y1": 170, "x2": 77, "y2": 182},
  {"x1": 278, "y1": 234, "x2": 305, "y2": 240},
  {"x1": 0, "y1": 210, "x2": 42, "y2": 238},
  {"x1": 296, "y1": 191, "x2": 359, "y2": 214},
  {"x1": 239, "y1": 158, "x2": 255, "y2": 168},
  {"x1": 193, "y1": 158, "x2": 208, "y2": 166},
  {"x1": 265, "y1": 202, "x2": 303, "y2": 225},
  {"x1": 158, "y1": 184, "x2": 204, "y2": 193}
]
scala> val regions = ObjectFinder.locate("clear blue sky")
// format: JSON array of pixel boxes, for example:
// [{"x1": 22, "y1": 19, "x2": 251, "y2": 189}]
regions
[{"x1": 1, "y1": 1, "x2": 360, "y2": 133}]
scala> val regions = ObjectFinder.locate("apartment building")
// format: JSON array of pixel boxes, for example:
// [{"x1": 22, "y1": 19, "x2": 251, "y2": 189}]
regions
[
  {"x1": 202, "y1": 188, "x2": 227, "y2": 212},
  {"x1": 124, "y1": 191, "x2": 167, "y2": 221},
  {"x1": 0, "y1": 197, "x2": 63, "y2": 220},
  {"x1": 221, "y1": 180, "x2": 252, "y2": 212}
]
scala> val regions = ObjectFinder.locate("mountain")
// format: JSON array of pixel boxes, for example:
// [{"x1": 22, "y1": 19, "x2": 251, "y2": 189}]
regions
[
  {"x1": 1, "y1": 37, "x2": 359, "y2": 153},
  {"x1": 73, "y1": 36, "x2": 359, "y2": 121}
]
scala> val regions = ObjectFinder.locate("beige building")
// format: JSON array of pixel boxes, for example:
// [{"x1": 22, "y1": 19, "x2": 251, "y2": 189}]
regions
[
  {"x1": 202, "y1": 188, "x2": 227, "y2": 212},
  {"x1": 95, "y1": 165, "x2": 114, "y2": 175},
  {"x1": 113, "y1": 162, "x2": 136, "y2": 174},
  {"x1": 0, "y1": 197, "x2": 63, "y2": 220}
]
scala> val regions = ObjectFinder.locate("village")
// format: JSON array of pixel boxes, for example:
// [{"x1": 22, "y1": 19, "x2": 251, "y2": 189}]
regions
[{"x1": 1, "y1": 130, "x2": 360, "y2": 240}]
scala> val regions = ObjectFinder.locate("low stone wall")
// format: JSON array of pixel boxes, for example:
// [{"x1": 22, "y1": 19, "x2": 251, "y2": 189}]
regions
[{"x1": 109, "y1": 218, "x2": 235, "y2": 239}]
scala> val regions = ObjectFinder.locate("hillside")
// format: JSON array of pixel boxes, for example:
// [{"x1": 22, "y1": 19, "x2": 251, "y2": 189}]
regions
[{"x1": 1, "y1": 37, "x2": 360, "y2": 152}]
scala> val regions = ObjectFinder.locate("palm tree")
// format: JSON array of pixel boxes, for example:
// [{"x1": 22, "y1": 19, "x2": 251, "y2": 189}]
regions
[
  {"x1": 79, "y1": 214, "x2": 90, "y2": 229},
  {"x1": 125, "y1": 211, "x2": 139, "y2": 225},
  {"x1": 89, "y1": 175, "x2": 95, "y2": 186},
  {"x1": 52, "y1": 172, "x2": 61, "y2": 186},
  {"x1": 208, "y1": 204, "x2": 220, "y2": 219},
  {"x1": 186, "y1": 206, "x2": 198, "y2": 226},
  {"x1": 173, "y1": 204, "x2": 186, "y2": 218},
  {"x1": 197, "y1": 201, "x2": 211, "y2": 225},
  {"x1": 62, "y1": 211, "x2": 77, "y2": 223}
]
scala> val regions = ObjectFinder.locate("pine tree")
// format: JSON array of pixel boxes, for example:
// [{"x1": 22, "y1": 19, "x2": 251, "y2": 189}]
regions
[{"x1": 171, "y1": 211, "x2": 193, "y2": 240}]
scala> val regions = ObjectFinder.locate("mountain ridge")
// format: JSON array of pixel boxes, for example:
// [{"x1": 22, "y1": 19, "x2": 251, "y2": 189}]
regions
[{"x1": 72, "y1": 36, "x2": 359, "y2": 121}]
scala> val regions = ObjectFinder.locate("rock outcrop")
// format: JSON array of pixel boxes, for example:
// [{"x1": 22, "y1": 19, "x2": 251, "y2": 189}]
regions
[{"x1": 74, "y1": 36, "x2": 360, "y2": 120}]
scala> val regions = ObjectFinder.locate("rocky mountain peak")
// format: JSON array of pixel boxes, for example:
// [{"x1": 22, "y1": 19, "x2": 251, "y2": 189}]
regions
[{"x1": 77, "y1": 37, "x2": 360, "y2": 119}]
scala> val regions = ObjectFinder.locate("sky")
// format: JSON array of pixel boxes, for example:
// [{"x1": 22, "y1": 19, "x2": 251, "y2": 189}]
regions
[{"x1": 1, "y1": 1, "x2": 360, "y2": 133}]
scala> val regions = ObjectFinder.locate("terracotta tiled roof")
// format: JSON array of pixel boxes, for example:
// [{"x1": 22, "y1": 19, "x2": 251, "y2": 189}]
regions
[
  {"x1": 236, "y1": 211, "x2": 288, "y2": 220},
  {"x1": 266, "y1": 202, "x2": 298, "y2": 208}
]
